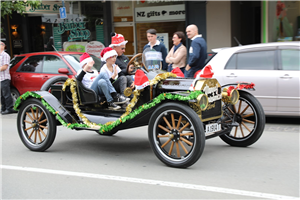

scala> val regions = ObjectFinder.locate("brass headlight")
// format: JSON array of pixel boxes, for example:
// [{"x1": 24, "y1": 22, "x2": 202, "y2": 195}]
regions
[
  {"x1": 222, "y1": 87, "x2": 239, "y2": 105},
  {"x1": 197, "y1": 94, "x2": 209, "y2": 111}
]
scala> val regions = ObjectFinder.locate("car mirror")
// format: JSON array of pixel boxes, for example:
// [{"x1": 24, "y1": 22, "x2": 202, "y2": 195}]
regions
[{"x1": 58, "y1": 68, "x2": 69, "y2": 74}]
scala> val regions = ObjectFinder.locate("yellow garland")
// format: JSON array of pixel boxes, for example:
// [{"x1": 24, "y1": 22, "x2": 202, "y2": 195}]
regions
[{"x1": 62, "y1": 72, "x2": 177, "y2": 129}]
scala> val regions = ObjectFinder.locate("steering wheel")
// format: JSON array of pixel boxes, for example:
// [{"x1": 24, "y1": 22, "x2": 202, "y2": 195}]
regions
[{"x1": 127, "y1": 53, "x2": 149, "y2": 75}]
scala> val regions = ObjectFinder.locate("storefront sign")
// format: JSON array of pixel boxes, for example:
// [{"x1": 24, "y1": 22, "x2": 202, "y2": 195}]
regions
[
  {"x1": 135, "y1": 4, "x2": 185, "y2": 22},
  {"x1": 113, "y1": 1, "x2": 133, "y2": 16},
  {"x1": 25, "y1": 1, "x2": 69, "y2": 14},
  {"x1": 85, "y1": 41, "x2": 105, "y2": 58},
  {"x1": 56, "y1": 22, "x2": 91, "y2": 42}
]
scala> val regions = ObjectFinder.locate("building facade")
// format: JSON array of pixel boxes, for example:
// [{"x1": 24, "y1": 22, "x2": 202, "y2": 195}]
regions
[{"x1": 1, "y1": 1, "x2": 299, "y2": 58}]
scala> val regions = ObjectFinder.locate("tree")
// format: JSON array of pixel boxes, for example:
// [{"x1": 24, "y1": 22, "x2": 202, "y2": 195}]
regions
[{"x1": 1, "y1": 0, "x2": 41, "y2": 33}]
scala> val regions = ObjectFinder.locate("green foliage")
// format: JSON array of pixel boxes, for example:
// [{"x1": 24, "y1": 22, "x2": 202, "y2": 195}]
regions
[
  {"x1": 0, "y1": 0, "x2": 42, "y2": 34},
  {"x1": 1, "y1": 0, "x2": 40, "y2": 19}
]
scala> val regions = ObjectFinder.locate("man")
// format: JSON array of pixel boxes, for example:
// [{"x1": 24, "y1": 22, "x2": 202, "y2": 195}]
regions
[
  {"x1": 143, "y1": 29, "x2": 168, "y2": 71},
  {"x1": 185, "y1": 24, "x2": 207, "y2": 78},
  {"x1": 100, "y1": 32, "x2": 134, "y2": 75},
  {"x1": 0, "y1": 42, "x2": 17, "y2": 115}
]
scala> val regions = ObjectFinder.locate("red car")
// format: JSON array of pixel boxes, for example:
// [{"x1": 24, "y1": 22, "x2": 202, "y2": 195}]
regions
[{"x1": 9, "y1": 51, "x2": 102, "y2": 101}]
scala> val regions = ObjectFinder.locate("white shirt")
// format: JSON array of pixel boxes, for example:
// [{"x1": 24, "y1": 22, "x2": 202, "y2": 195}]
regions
[
  {"x1": 100, "y1": 64, "x2": 121, "y2": 80},
  {"x1": 77, "y1": 69, "x2": 98, "y2": 88}
]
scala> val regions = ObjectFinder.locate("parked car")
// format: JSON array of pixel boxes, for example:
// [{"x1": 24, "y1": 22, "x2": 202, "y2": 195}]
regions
[
  {"x1": 9, "y1": 51, "x2": 102, "y2": 101},
  {"x1": 205, "y1": 42, "x2": 300, "y2": 117}
]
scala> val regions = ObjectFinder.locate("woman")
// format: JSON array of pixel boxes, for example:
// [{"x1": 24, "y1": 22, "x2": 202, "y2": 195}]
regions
[{"x1": 166, "y1": 31, "x2": 187, "y2": 73}]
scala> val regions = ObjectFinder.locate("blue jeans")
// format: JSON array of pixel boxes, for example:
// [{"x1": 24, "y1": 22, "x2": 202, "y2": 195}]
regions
[
  {"x1": 184, "y1": 66, "x2": 201, "y2": 78},
  {"x1": 1, "y1": 79, "x2": 14, "y2": 111},
  {"x1": 90, "y1": 72, "x2": 115, "y2": 102}
]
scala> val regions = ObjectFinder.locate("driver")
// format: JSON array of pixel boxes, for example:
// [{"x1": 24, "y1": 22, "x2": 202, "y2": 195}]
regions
[{"x1": 100, "y1": 32, "x2": 134, "y2": 75}]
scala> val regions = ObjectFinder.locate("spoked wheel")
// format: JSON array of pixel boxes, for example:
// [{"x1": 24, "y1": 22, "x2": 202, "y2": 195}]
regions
[
  {"x1": 220, "y1": 91, "x2": 265, "y2": 147},
  {"x1": 17, "y1": 98, "x2": 57, "y2": 151},
  {"x1": 148, "y1": 102, "x2": 205, "y2": 168}
]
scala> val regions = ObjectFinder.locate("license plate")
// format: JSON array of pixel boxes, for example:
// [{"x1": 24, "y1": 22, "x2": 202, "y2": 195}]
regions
[{"x1": 205, "y1": 123, "x2": 221, "y2": 134}]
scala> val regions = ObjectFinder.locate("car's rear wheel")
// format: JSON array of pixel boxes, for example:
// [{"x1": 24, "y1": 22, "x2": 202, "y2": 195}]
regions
[
  {"x1": 148, "y1": 102, "x2": 205, "y2": 168},
  {"x1": 220, "y1": 91, "x2": 265, "y2": 147},
  {"x1": 11, "y1": 88, "x2": 20, "y2": 104},
  {"x1": 17, "y1": 98, "x2": 57, "y2": 151},
  {"x1": 40, "y1": 76, "x2": 68, "y2": 93}
]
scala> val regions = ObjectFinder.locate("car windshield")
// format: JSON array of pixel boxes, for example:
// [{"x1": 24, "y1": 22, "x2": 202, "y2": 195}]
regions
[
  {"x1": 64, "y1": 54, "x2": 98, "y2": 72},
  {"x1": 63, "y1": 54, "x2": 82, "y2": 72}
]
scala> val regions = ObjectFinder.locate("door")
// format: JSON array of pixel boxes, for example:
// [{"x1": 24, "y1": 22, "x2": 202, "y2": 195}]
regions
[
  {"x1": 277, "y1": 49, "x2": 300, "y2": 113},
  {"x1": 114, "y1": 26, "x2": 134, "y2": 59}
]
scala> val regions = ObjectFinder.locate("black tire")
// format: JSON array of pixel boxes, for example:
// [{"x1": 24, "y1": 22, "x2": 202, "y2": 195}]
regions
[
  {"x1": 17, "y1": 98, "x2": 57, "y2": 151},
  {"x1": 11, "y1": 88, "x2": 20, "y2": 104},
  {"x1": 40, "y1": 76, "x2": 68, "y2": 92},
  {"x1": 220, "y1": 91, "x2": 265, "y2": 147},
  {"x1": 148, "y1": 102, "x2": 205, "y2": 168}
]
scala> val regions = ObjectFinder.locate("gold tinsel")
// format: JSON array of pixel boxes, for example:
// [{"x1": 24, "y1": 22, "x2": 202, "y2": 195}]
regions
[{"x1": 62, "y1": 72, "x2": 177, "y2": 129}]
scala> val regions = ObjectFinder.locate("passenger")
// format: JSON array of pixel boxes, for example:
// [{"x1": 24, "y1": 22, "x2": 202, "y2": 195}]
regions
[
  {"x1": 99, "y1": 47, "x2": 134, "y2": 106},
  {"x1": 76, "y1": 53, "x2": 129, "y2": 110},
  {"x1": 166, "y1": 31, "x2": 187, "y2": 73},
  {"x1": 100, "y1": 33, "x2": 135, "y2": 75},
  {"x1": 143, "y1": 29, "x2": 168, "y2": 71},
  {"x1": 185, "y1": 24, "x2": 207, "y2": 78}
]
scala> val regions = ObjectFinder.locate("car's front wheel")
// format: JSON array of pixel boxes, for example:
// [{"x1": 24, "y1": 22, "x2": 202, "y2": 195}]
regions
[
  {"x1": 148, "y1": 102, "x2": 205, "y2": 168},
  {"x1": 220, "y1": 91, "x2": 265, "y2": 147}
]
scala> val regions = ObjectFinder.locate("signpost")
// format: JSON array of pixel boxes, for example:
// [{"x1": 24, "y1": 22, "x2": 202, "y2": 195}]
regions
[{"x1": 59, "y1": 7, "x2": 67, "y2": 19}]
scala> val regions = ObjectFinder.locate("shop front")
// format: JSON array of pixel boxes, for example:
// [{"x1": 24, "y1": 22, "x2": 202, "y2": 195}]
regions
[{"x1": 112, "y1": 1, "x2": 187, "y2": 57}]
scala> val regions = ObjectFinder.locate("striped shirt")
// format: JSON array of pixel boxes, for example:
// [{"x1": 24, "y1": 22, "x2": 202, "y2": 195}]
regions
[{"x1": 0, "y1": 51, "x2": 11, "y2": 81}]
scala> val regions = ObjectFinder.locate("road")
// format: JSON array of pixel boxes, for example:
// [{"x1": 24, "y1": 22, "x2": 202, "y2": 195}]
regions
[{"x1": 1, "y1": 113, "x2": 299, "y2": 199}]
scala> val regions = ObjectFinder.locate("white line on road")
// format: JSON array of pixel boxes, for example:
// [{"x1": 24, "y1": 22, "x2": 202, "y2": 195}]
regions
[{"x1": 1, "y1": 165, "x2": 298, "y2": 200}]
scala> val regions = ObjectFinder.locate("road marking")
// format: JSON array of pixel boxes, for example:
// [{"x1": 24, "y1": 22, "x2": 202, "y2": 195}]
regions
[{"x1": 1, "y1": 165, "x2": 298, "y2": 200}]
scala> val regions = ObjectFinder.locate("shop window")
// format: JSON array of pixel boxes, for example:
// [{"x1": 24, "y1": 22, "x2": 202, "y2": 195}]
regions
[{"x1": 269, "y1": 1, "x2": 300, "y2": 42}]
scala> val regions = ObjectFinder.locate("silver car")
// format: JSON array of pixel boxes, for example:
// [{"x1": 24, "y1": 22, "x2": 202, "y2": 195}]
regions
[{"x1": 207, "y1": 42, "x2": 299, "y2": 117}]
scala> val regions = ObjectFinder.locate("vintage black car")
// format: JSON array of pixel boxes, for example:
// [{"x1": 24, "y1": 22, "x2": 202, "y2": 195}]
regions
[{"x1": 14, "y1": 51, "x2": 265, "y2": 168}]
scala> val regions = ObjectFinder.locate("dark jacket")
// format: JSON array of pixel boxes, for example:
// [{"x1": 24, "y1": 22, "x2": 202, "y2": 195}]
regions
[{"x1": 188, "y1": 36, "x2": 207, "y2": 69}]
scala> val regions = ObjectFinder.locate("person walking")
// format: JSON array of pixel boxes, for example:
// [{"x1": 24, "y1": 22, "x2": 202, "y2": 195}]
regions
[
  {"x1": 185, "y1": 24, "x2": 207, "y2": 78},
  {"x1": 143, "y1": 29, "x2": 168, "y2": 71},
  {"x1": 0, "y1": 42, "x2": 17, "y2": 115},
  {"x1": 166, "y1": 31, "x2": 187, "y2": 73}
]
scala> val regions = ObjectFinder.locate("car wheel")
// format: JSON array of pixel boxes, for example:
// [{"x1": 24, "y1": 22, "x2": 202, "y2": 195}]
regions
[
  {"x1": 40, "y1": 76, "x2": 68, "y2": 92},
  {"x1": 11, "y1": 88, "x2": 20, "y2": 104},
  {"x1": 148, "y1": 102, "x2": 205, "y2": 168},
  {"x1": 220, "y1": 91, "x2": 265, "y2": 147},
  {"x1": 17, "y1": 98, "x2": 57, "y2": 151}
]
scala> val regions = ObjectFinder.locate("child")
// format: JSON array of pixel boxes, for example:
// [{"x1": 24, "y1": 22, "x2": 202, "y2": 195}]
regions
[
  {"x1": 100, "y1": 47, "x2": 134, "y2": 102},
  {"x1": 76, "y1": 53, "x2": 128, "y2": 110}
]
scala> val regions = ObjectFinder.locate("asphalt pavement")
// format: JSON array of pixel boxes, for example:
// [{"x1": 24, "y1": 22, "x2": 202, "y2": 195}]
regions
[{"x1": 1, "y1": 113, "x2": 299, "y2": 199}]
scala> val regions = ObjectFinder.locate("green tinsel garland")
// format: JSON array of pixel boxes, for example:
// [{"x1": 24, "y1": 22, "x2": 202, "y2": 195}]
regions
[{"x1": 14, "y1": 89, "x2": 203, "y2": 134}]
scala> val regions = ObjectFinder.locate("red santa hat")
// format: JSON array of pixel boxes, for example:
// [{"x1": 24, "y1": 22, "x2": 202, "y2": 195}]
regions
[
  {"x1": 109, "y1": 32, "x2": 128, "y2": 48},
  {"x1": 80, "y1": 52, "x2": 94, "y2": 68},
  {"x1": 195, "y1": 65, "x2": 214, "y2": 79},
  {"x1": 134, "y1": 69, "x2": 149, "y2": 90},
  {"x1": 171, "y1": 67, "x2": 185, "y2": 78},
  {"x1": 100, "y1": 47, "x2": 118, "y2": 62}
]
